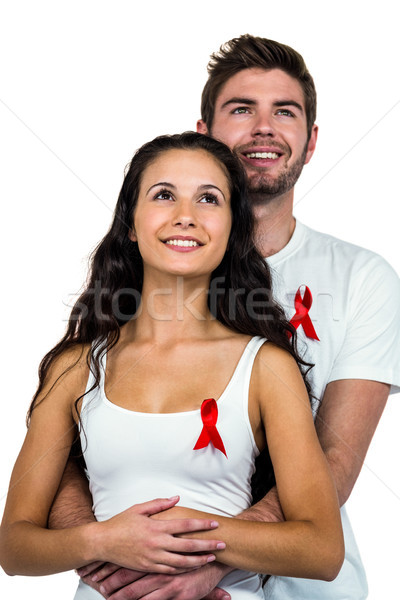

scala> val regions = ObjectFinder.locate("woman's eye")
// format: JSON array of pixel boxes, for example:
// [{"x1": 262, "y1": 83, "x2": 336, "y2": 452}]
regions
[
  {"x1": 199, "y1": 194, "x2": 219, "y2": 205},
  {"x1": 155, "y1": 190, "x2": 174, "y2": 201}
]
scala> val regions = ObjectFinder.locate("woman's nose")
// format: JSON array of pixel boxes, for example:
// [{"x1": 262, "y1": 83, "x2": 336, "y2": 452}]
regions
[{"x1": 172, "y1": 202, "x2": 196, "y2": 228}]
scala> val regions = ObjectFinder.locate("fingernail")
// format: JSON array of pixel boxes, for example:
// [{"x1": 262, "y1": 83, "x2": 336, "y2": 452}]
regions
[
  {"x1": 91, "y1": 574, "x2": 98, "y2": 582},
  {"x1": 207, "y1": 555, "x2": 216, "y2": 563},
  {"x1": 100, "y1": 585, "x2": 106, "y2": 594},
  {"x1": 210, "y1": 520, "x2": 219, "y2": 527},
  {"x1": 217, "y1": 542, "x2": 226, "y2": 550},
  {"x1": 168, "y1": 495, "x2": 179, "y2": 501}
]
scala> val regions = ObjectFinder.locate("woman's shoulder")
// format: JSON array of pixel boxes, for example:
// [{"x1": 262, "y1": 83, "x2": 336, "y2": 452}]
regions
[
  {"x1": 253, "y1": 342, "x2": 306, "y2": 394},
  {"x1": 48, "y1": 343, "x2": 91, "y2": 374},
  {"x1": 255, "y1": 340, "x2": 298, "y2": 364},
  {"x1": 39, "y1": 343, "x2": 91, "y2": 403}
]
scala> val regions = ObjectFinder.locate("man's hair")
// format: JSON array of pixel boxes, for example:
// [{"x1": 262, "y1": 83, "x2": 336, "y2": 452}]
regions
[{"x1": 201, "y1": 34, "x2": 317, "y2": 140}]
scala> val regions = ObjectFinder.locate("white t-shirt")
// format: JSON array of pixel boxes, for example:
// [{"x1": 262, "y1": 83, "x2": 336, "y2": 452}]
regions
[{"x1": 264, "y1": 220, "x2": 400, "y2": 600}]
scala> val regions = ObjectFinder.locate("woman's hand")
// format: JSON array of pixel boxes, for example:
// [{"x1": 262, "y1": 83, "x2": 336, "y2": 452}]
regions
[{"x1": 93, "y1": 496, "x2": 225, "y2": 574}]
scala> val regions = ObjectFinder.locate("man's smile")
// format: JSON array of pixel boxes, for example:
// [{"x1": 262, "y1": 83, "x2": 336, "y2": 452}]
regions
[{"x1": 239, "y1": 146, "x2": 286, "y2": 169}]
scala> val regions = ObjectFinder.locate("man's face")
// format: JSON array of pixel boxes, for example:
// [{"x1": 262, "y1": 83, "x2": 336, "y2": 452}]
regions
[{"x1": 197, "y1": 68, "x2": 318, "y2": 202}]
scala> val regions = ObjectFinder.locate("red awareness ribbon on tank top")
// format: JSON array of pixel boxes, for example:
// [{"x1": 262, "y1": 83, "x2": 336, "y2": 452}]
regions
[
  {"x1": 288, "y1": 285, "x2": 320, "y2": 341},
  {"x1": 193, "y1": 398, "x2": 227, "y2": 458}
]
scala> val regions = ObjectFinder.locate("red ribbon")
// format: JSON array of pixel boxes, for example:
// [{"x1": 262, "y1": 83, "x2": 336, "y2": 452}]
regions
[
  {"x1": 288, "y1": 285, "x2": 320, "y2": 341},
  {"x1": 193, "y1": 398, "x2": 227, "y2": 457}
]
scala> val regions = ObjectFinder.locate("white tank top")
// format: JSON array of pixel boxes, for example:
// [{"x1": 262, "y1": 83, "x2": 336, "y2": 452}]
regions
[{"x1": 76, "y1": 336, "x2": 266, "y2": 599}]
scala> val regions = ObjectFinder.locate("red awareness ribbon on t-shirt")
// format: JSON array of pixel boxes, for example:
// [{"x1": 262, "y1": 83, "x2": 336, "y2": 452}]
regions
[
  {"x1": 193, "y1": 398, "x2": 227, "y2": 457},
  {"x1": 288, "y1": 285, "x2": 320, "y2": 341}
]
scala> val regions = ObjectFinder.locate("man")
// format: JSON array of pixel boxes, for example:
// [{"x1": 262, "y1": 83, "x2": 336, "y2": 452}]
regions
[{"x1": 52, "y1": 35, "x2": 400, "y2": 599}]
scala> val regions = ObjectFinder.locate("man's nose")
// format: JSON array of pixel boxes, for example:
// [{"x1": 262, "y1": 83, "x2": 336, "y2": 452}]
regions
[{"x1": 251, "y1": 111, "x2": 276, "y2": 137}]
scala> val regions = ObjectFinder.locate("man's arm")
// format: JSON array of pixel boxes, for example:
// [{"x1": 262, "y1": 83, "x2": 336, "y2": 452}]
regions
[
  {"x1": 314, "y1": 379, "x2": 389, "y2": 506},
  {"x1": 48, "y1": 458, "x2": 95, "y2": 529},
  {"x1": 242, "y1": 378, "x2": 389, "y2": 522}
]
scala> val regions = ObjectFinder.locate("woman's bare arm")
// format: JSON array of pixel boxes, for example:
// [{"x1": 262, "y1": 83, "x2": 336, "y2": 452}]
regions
[
  {"x1": 0, "y1": 347, "x2": 94, "y2": 574},
  {"x1": 0, "y1": 348, "x2": 224, "y2": 577}
]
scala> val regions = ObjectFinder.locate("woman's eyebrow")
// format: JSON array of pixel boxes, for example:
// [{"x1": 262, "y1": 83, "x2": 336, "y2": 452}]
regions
[
  {"x1": 198, "y1": 184, "x2": 226, "y2": 201},
  {"x1": 146, "y1": 181, "x2": 176, "y2": 194}
]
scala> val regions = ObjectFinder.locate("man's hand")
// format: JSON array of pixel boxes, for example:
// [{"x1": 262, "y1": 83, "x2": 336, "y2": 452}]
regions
[
  {"x1": 240, "y1": 486, "x2": 284, "y2": 524},
  {"x1": 77, "y1": 562, "x2": 144, "y2": 597},
  {"x1": 79, "y1": 562, "x2": 232, "y2": 600}
]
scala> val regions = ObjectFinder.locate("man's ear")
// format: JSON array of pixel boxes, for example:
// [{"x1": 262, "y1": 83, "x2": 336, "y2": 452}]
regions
[
  {"x1": 196, "y1": 119, "x2": 209, "y2": 135},
  {"x1": 305, "y1": 124, "x2": 318, "y2": 165},
  {"x1": 129, "y1": 229, "x2": 137, "y2": 242}
]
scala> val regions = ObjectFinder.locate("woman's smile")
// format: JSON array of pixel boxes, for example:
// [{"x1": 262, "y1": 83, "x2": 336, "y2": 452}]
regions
[{"x1": 163, "y1": 235, "x2": 204, "y2": 252}]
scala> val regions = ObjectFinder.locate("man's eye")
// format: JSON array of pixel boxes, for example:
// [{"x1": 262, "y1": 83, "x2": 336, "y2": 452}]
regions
[
  {"x1": 199, "y1": 194, "x2": 219, "y2": 205},
  {"x1": 232, "y1": 107, "x2": 250, "y2": 114},
  {"x1": 276, "y1": 109, "x2": 294, "y2": 117}
]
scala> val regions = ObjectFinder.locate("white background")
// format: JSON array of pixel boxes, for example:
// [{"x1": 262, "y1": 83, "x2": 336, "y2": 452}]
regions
[{"x1": 0, "y1": 1, "x2": 399, "y2": 598}]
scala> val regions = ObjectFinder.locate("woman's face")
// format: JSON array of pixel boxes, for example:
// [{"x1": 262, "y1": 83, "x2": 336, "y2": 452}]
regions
[{"x1": 130, "y1": 148, "x2": 232, "y2": 281}]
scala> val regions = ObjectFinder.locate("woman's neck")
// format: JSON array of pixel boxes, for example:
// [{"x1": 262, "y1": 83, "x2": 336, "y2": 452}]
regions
[{"x1": 128, "y1": 272, "x2": 220, "y2": 344}]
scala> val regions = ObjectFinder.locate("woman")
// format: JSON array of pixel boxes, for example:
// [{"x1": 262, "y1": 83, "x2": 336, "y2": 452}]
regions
[{"x1": 0, "y1": 132, "x2": 344, "y2": 598}]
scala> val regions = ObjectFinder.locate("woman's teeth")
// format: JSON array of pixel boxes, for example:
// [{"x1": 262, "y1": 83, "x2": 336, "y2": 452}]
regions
[{"x1": 165, "y1": 239, "x2": 199, "y2": 247}]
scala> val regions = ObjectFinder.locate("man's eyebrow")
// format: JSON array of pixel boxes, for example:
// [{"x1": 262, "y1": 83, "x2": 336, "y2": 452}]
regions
[
  {"x1": 274, "y1": 100, "x2": 304, "y2": 113},
  {"x1": 220, "y1": 97, "x2": 256, "y2": 110}
]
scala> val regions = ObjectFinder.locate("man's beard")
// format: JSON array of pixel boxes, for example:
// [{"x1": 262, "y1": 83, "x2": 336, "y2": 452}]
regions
[{"x1": 244, "y1": 144, "x2": 308, "y2": 204}]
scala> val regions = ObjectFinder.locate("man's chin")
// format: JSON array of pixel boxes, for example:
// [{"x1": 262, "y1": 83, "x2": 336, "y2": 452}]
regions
[
  {"x1": 247, "y1": 178, "x2": 287, "y2": 204},
  {"x1": 244, "y1": 147, "x2": 308, "y2": 204},
  {"x1": 248, "y1": 189, "x2": 282, "y2": 206}
]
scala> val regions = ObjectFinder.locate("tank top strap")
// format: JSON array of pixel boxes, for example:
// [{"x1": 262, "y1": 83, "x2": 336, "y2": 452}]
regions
[
  {"x1": 81, "y1": 342, "x2": 107, "y2": 413},
  {"x1": 222, "y1": 336, "x2": 267, "y2": 445},
  {"x1": 235, "y1": 336, "x2": 267, "y2": 405},
  {"x1": 240, "y1": 335, "x2": 268, "y2": 385}
]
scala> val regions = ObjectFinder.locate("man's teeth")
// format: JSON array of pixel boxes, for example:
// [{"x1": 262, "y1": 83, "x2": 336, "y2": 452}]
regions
[
  {"x1": 165, "y1": 239, "x2": 199, "y2": 247},
  {"x1": 246, "y1": 152, "x2": 279, "y2": 159}
]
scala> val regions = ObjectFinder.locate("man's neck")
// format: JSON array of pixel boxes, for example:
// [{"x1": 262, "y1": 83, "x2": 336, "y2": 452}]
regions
[{"x1": 251, "y1": 192, "x2": 295, "y2": 258}]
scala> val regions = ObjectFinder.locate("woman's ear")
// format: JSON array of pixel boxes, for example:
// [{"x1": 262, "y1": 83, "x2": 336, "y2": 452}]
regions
[{"x1": 129, "y1": 229, "x2": 137, "y2": 242}]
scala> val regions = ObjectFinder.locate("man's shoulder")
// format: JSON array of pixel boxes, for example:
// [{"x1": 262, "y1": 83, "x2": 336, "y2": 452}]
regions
[
  {"x1": 299, "y1": 221, "x2": 395, "y2": 272},
  {"x1": 301, "y1": 221, "x2": 369, "y2": 254}
]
